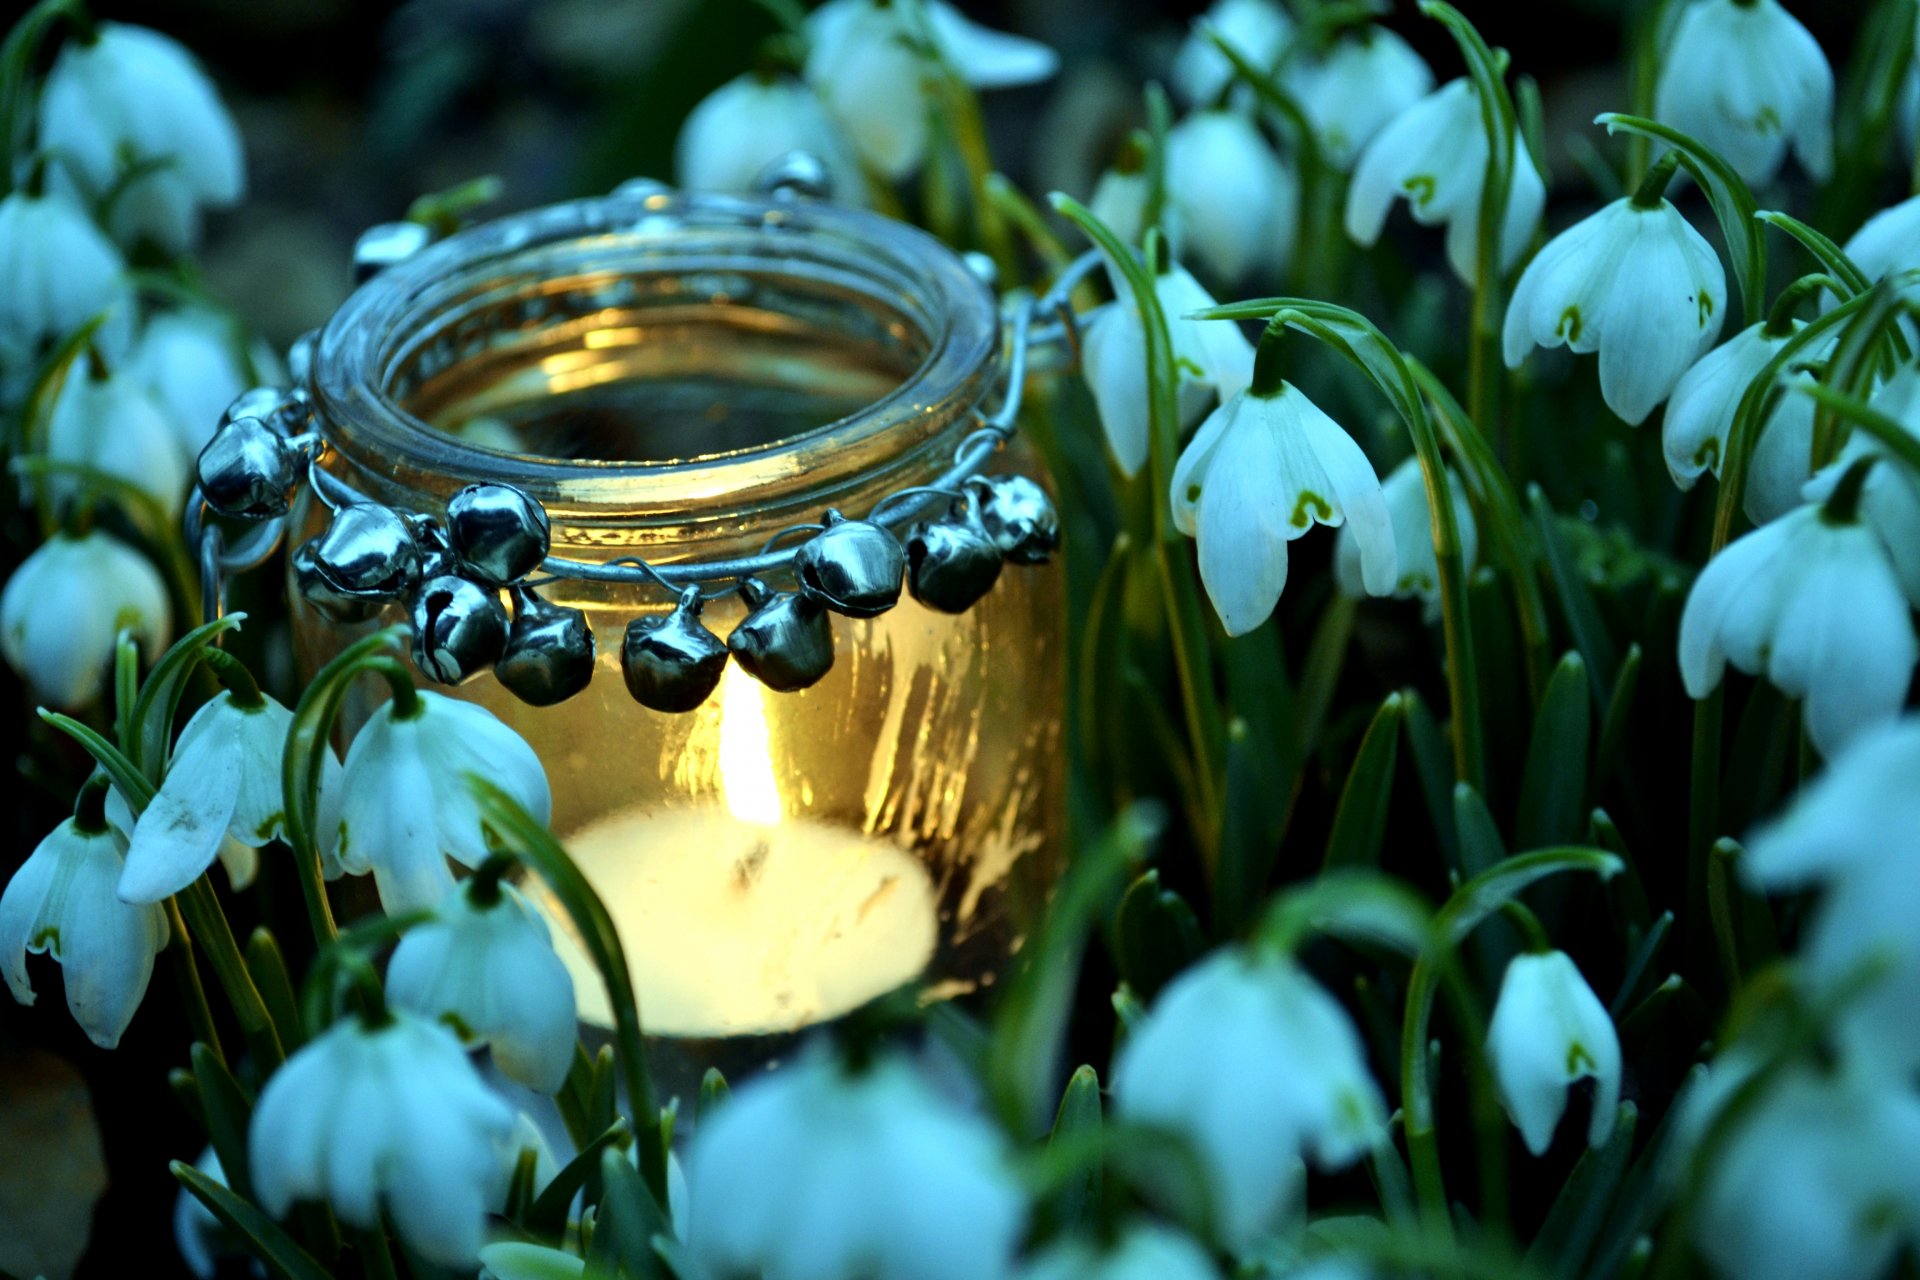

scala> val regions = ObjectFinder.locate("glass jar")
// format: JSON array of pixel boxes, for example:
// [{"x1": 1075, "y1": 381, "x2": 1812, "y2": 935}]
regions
[{"x1": 294, "y1": 189, "x2": 1064, "y2": 1081}]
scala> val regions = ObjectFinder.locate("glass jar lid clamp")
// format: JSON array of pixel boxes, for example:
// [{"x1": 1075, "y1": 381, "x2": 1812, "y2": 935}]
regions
[{"x1": 185, "y1": 165, "x2": 1094, "y2": 715}]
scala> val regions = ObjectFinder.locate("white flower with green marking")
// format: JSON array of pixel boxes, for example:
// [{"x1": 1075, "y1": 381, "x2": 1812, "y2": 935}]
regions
[
  {"x1": 1170, "y1": 381, "x2": 1395, "y2": 636},
  {"x1": 1172, "y1": 0, "x2": 1293, "y2": 108},
  {"x1": 1, "y1": 794, "x2": 169, "y2": 1049},
  {"x1": 1843, "y1": 191, "x2": 1920, "y2": 306},
  {"x1": 804, "y1": 0, "x2": 1056, "y2": 180},
  {"x1": 1345, "y1": 78, "x2": 1546, "y2": 286},
  {"x1": 0, "y1": 529, "x2": 169, "y2": 709},
  {"x1": 126, "y1": 309, "x2": 263, "y2": 456},
  {"x1": 1334, "y1": 456, "x2": 1477, "y2": 615},
  {"x1": 675, "y1": 72, "x2": 865, "y2": 204},
  {"x1": 1019, "y1": 1224, "x2": 1221, "y2": 1280},
  {"x1": 249, "y1": 1010, "x2": 516, "y2": 1266},
  {"x1": 44, "y1": 354, "x2": 193, "y2": 519},
  {"x1": 1800, "y1": 364, "x2": 1920, "y2": 607},
  {"x1": 1503, "y1": 195, "x2": 1727, "y2": 426},
  {"x1": 1485, "y1": 950, "x2": 1621, "y2": 1157},
  {"x1": 1653, "y1": 0, "x2": 1833, "y2": 188},
  {"x1": 1111, "y1": 947, "x2": 1387, "y2": 1249},
  {"x1": 1278, "y1": 25, "x2": 1434, "y2": 171},
  {"x1": 386, "y1": 878, "x2": 576, "y2": 1094},
  {"x1": 0, "y1": 188, "x2": 126, "y2": 355},
  {"x1": 1678, "y1": 492, "x2": 1916, "y2": 757},
  {"x1": 38, "y1": 22, "x2": 245, "y2": 254},
  {"x1": 1164, "y1": 109, "x2": 1298, "y2": 286}
]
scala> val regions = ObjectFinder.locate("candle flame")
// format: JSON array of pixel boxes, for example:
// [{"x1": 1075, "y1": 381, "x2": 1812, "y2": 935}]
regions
[{"x1": 718, "y1": 664, "x2": 782, "y2": 827}]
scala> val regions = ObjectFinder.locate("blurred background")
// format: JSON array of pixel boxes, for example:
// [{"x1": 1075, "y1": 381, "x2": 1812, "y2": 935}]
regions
[{"x1": 0, "y1": 0, "x2": 1887, "y2": 1275}]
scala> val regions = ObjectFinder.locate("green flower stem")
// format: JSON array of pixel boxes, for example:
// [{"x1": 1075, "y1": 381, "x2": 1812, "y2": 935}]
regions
[
  {"x1": 1686, "y1": 688, "x2": 1722, "y2": 978},
  {"x1": 984, "y1": 174, "x2": 1076, "y2": 278},
  {"x1": 163, "y1": 898, "x2": 226, "y2": 1067}
]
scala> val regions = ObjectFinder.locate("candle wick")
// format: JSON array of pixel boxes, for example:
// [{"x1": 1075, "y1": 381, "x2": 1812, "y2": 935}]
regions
[{"x1": 732, "y1": 837, "x2": 772, "y2": 891}]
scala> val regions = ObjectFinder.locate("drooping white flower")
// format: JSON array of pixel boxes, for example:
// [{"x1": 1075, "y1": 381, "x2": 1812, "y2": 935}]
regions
[
  {"x1": 1334, "y1": 456, "x2": 1477, "y2": 614},
  {"x1": 1746, "y1": 717, "x2": 1920, "y2": 1074},
  {"x1": 1087, "y1": 154, "x2": 1170, "y2": 253},
  {"x1": 331, "y1": 690, "x2": 550, "y2": 915},
  {"x1": 1653, "y1": 0, "x2": 1834, "y2": 188},
  {"x1": 0, "y1": 529, "x2": 169, "y2": 709},
  {"x1": 1678, "y1": 495, "x2": 1917, "y2": 757},
  {"x1": 1688, "y1": 1060, "x2": 1920, "y2": 1280},
  {"x1": 1485, "y1": 951, "x2": 1622, "y2": 1157},
  {"x1": 1, "y1": 794, "x2": 169, "y2": 1049},
  {"x1": 126, "y1": 309, "x2": 256, "y2": 456},
  {"x1": 1111, "y1": 947, "x2": 1388, "y2": 1249},
  {"x1": 1844, "y1": 192, "x2": 1920, "y2": 306},
  {"x1": 38, "y1": 22, "x2": 245, "y2": 254},
  {"x1": 1277, "y1": 26, "x2": 1435, "y2": 171},
  {"x1": 43, "y1": 356, "x2": 193, "y2": 518},
  {"x1": 1171, "y1": 382, "x2": 1396, "y2": 636},
  {"x1": 1504, "y1": 195, "x2": 1727, "y2": 426},
  {"x1": 804, "y1": 0, "x2": 1057, "y2": 181},
  {"x1": 1663, "y1": 320, "x2": 1830, "y2": 523},
  {"x1": 1080, "y1": 263, "x2": 1253, "y2": 476},
  {"x1": 387, "y1": 878, "x2": 576, "y2": 1094},
  {"x1": 117, "y1": 690, "x2": 330, "y2": 905},
  {"x1": 686, "y1": 1049, "x2": 1026, "y2": 1280},
  {"x1": 173, "y1": 1146, "x2": 228, "y2": 1280},
  {"x1": 675, "y1": 72, "x2": 866, "y2": 204},
  {"x1": 0, "y1": 189, "x2": 127, "y2": 354},
  {"x1": 1020, "y1": 1224, "x2": 1221, "y2": 1280},
  {"x1": 1164, "y1": 109, "x2": 1297, "y2": 285},
  {"x1": 249, "y1": 1009, "x2": 515, "y2": 1266},
  {"x1": 1346, "y1": 78, "x2": 1547, "y2": 286},
  {"x1": 1800, "y1": 363, "x2": 1920, "y2": 607},
  {"x1": 1171, "y1": 0, "x2": 1294, "y2": 109}
]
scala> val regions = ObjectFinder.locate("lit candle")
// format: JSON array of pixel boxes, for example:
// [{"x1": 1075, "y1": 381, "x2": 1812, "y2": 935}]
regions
[{"x1": 532, "y1": 665, "x2": 940, "y2": 1038}]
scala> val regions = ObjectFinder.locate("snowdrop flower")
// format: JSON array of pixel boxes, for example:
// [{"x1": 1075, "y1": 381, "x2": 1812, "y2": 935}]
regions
[
  {"x1": 1165, "y1": 110, "x2": 1298, "y2": 285},
  {"x1": 1746, "y1": 718, "x2": 1920, "y2": 1073},
  {"x1": 1653, "y1": 0, "x2": 1833, "y2": 188},
  {"x1": 0, "y1": 187, "x2": 126, "y2": 354},
  {"x1": 480, "y1": 1242, "x2": 585, "y2": 1280},
  {"x1": 1111, "y1": 947, "x2": 1388, "y2": 1249},
  {"x1": 1485, "y1": 951, "x2": 1622, "y2": 1157},
  {"x1": 1844, "y1": 192, "x2": 1920, "y2": 305},
  {"x1": 1663, "y1": 320, "x2": 1829, "y2": 522},
  {"x1": 0, "y1": 529, "x2": 168, "y2": 709},
  {"x1": 1171, "y1": 0, "x2": 1293, "y2": 109},
  {"x1": 117, "y1": 687, "x2": 325, "y2": 904},
  {"x1": 1171, "y1": 381, "x2": 1395, "y2": 635},
  {"x1": 44, "y1": 355, "x2": 192, "y2": 518},
  {"x1": 1087, "y1": 141, "x2": 1180, "y2": 252},
  {"x1": 1081, "y1": 262, "x2": 1253, "y2": 476},
  {"x1": 1278, "y1": 27, "x2": 1435, "y2": 170},
  {"x1": 1678, "y1": 476, "x2": 1917, "y2": 757},
  {"x1": 1334, "y1": 456, "x2": 1477, "y2": 614},
  {"x1": 1, "y1": 784, "x2": 169, "y2": 1049},
  {"x1": 250, "y1": 1009, "x2": 515, "y2": 1266},
  {"x1": 173, "y1": 1146, "x2": 228, "y2": 1280},
  {"x1": 125, "y1": 309, "x2": 256, "y2": 455},
  {"x1": 38, "y1": 23, "x2": 245, "y2": 254},
  {"x1": 675, "y1": 72, "x2": 865, "y2": 204},
  {"x1": 687, "y1": 1048, "x2": 1026, "y2": 1280},
  {"x1": 1346, "y1": 78, "x2": 1547, "y2": 286},
  {"x1": 804, "y1": 0, "x2": 1057, "y2": 181},
  {"x1": 387, "y1": 878, "x2": 576, "y2": 1093},
  {"x1": 1020, "y1": 1224, "x2": 1220, "y2": 1280},
  {"x1": 332, "y1": 690, "x2": 551, "y2": 914},
  {"x1": 1801, "y1": 363, "x2": 1920, "y2": 607},
  {"x1": 1690, "y1": 1060, "x2": 1920, "y2": 1280},
  {"x1": 1504, "y1": 190, "x2": 1727, "y2": 425}
]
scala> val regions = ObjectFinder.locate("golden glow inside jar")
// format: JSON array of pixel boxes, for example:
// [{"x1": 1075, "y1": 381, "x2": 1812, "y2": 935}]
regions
[{"x1": 295, "y1": 190, "x2": 1064, "y2": 1063}]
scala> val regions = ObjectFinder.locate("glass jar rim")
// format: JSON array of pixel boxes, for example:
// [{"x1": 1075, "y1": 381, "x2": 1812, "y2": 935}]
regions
[{"x1": 308, "y1": 189, "x2": 1000, "y2": 526}]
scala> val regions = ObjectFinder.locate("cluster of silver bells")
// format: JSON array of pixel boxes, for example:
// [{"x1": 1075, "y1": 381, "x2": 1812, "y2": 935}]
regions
[{"x1": 194, "y1": 389, "x2": 1059, "y2": 713}]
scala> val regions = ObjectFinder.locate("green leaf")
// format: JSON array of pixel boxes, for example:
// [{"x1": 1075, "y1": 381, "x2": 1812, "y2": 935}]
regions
[
  {"x1": 1213, "y1": 718, "x2": 1291, "y2": 938},
  {"x1": 191, "y1": 1041, "x2": 255, "y2": 1204},
  {"x1": 696, "y1": 1068, "x2": 730, "y2": 1127},
  {"x1": 246, "y1": 928, "x2": 306, "y2": 1054},
  {"x1": 1423, "y1": 2, "x2": 1521, "y2": 297},
  {"x1": 172, "y1": 1161, "x2": 333, "y2": 1280},
  {"x1": 1516, "y1": 653, "x2": 1591, "y2": 849},
  {"x1": 1401, "y1": 691, "x2": 1460, "y2": 872},
  {"x1": 130, "y1": 614, "x2": 248, "y2": 780},
  {"x1": 595, "y1": 1147, "x2": 671, "y2": 1280},
  {"x1": 1323, "y1": 694, "x2": 1406, "y2": 870},
  {"x1": 1582, "y1": 1066, "x2": 1707, "y2": 1280},
  {"x1": 1453, "y1": 783, "x2": 1507, "y2": 878},
  {"x1": 1295, "y1": 590, "x2": 1357, "y2": 763},
  {"x1": 1529, "y1": 486, "x2": 1618, "y2": 699},
  {"x1": 0, "y1": 2, "x2": 81, "y2": 194},
  {"x1": 1591, "y1": 643, "x2": 1642, "y2": 800},
  {"x1": 1756, "y1": 210, "x2": 1871, "y2": 299},
  {"x1": 38, "y1": 710, "x2": 154, "y2": 811},
  {"x1": 1597, "y1": 112, "x2": 1764, "y2": 325},
  {"x1": 1258, "y1": 869, "x2": 1433, "y2": 960},
  {"x1": 526, "y1": 1119, "x2": 632, "y2": 1239},
  {"x1": 1048, "y1": 1066, "x2": 1103, "y2": 1235},
  {"x1": 1525, "y1": 1103, "x2": 1640, "y2": 1276},
  {"x1": 1113, "y1": 869, "x2": 1205, "y2": 1000}
]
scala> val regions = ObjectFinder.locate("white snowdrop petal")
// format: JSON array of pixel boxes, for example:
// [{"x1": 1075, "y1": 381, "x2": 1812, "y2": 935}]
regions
[
  {"x1": 1195, "y1": 400, "x2": 1293, "y2": 635},
  {"x1": 675, "y1": 74, "x2": 865, "y2": 204},
  {"x1": 1676, "y1": 513, "x2": 1793, "y2": 695},
  {"x1": 119, "y1": 725, "x2": 244, "y2": 904},
  {"x1": 1298, "y1": 406, "x2": 1396, "y2": 596},
  {"x1": 1082, "y1": 303, "x2": 1151, "y2": 476},
  {"x1": 1171, "y1": 399, "x2": 1235, "y2": 537},
  {"x1": 1772, "y1": 527, "x2": 1917, "y2": 756},
  {"x1": 1486, "y1": 952, "x2": 1621, "y2": 1157},
  {"x1": 1744, "y1": 720, "x2": 1920, "y2": 885},
  {"x1": 926, "y1": 1, "x2": 1058, "y2": 89}
]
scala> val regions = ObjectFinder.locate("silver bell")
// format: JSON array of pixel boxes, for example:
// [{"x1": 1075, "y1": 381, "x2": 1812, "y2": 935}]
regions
[
  {"x1": 292, "y1": 539, "x2": 382, "y2": 624},
  {"x1": 410, "y1": 575, "x2": 510, "y2": 684},
  {"x1": 496, "y1": 586, "x2": 596, "y2": 706},
  {"x1": 623, "y1": 585, "x2": 729, "y2": 713},
  {"x1": 905, "y1": 503, "x2": 1003, "y2": 614},
  {"x1": 403, "y1": 513, "x2": 458, "y2": 581},
  {"x1": 313, "y1": 503, "x2": 421, "y2": 601},
  {"x1": 220, "y1": 386, "x2": 307, "y2": 438},
  {"x1": 353, "y1": 220, "x2": 433, "y2": 282},
  {"x1": 287, "y1": 329, "x2": 319, "y2": 385},
  {"x1": 727, "y1": 578, "x2": 834, "y2": 692},
  {"x1": 792, "y1": 509, "x2": 906, "y2": 618},
  {"x1": 970, "y1": 474, "x2": 1059, "y2": 565},
  {"x1": 753, "y1": 150, "x2": 834, "y2": 202},
  {"x1": 197, "y1": 418, "x2": 303, "y2": 519},
  {"x1": 446, "y1": 483, "x2": 551, "y2": 586}
]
